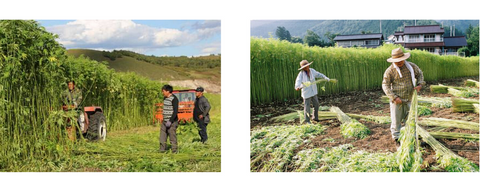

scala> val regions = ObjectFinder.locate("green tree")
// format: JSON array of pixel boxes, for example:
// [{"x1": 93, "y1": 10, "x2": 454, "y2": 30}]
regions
[
  {"x1": 275, "y1": 26, "x2": 291, "y2": 41},
  {"x1": 303, "y1": 30, "x2": 325, "y2": 47},
  {"x1": 324, "y1": 31, "x2": 340, "y2": 47},
  {"x1": 291, "y1": 36, "x2": 303, "y2": 44},
  {"x1": 466, "y1": 25, "x2": 479, "y2": 56}
]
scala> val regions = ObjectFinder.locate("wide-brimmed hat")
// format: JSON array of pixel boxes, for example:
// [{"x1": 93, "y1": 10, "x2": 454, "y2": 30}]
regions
[
  {"x1": 298, "y1": 60, "x2": 313, "y2": 70},
  {"x1": 387, "y1": 48, "x2": 410, "y2": 62}
]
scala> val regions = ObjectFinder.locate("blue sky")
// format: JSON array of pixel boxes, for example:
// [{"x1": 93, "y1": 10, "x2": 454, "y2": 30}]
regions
[{"x1": 38, "y1": 20, "x2": 221, "y2": 57}]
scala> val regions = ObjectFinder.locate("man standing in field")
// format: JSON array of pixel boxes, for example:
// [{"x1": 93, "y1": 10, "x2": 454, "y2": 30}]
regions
[
  {"x1": 160, "y1": 84, "x2": 179, "y2": 153},
  {"x1": 194, "y1": 87, "x2": 211, "y2": 143},
  {"x1": 295, "y1": 60, "x2": 331, "y2": 124},
  {"x1": 382, "y1": 48, "x2": 425, "y2": 144}
]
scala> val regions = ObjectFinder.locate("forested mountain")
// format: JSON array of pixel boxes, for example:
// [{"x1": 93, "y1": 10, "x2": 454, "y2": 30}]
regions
[{"x1": 251, "y1": 20, "x2": 479, "y2": 40}]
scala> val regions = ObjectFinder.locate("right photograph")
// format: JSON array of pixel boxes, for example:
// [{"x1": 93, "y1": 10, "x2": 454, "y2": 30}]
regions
[{"x1": 250, "y1": 20, "x2": 480, "y2": 172}]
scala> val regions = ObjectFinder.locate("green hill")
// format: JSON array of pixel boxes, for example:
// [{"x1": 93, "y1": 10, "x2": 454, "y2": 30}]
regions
[{"x1": 67, "y1": 49, "x2": 220, "y2": 82}]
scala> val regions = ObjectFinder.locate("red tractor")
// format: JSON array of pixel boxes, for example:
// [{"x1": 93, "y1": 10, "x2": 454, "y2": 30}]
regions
[
  {"x1": 154, "y1": 89, "x2": 195, "y2": 124},
  {"x1": 63, "y1": 105, "x2": 107, "y2": 141}
]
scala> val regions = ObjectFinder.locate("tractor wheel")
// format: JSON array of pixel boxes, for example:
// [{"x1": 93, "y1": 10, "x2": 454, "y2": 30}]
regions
[{"x1": 86, "y1": 112, "x2": 107, "y2": 141}]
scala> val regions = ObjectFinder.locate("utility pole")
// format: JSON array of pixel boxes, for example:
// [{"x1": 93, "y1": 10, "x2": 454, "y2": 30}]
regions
[{"x1": 380, "y1": 20, "x2": 382, "y2": 34}]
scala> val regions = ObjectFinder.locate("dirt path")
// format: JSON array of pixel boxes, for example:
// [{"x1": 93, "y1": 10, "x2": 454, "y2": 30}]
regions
[{"x1": 169, "y1": 79, "x2": 221, "y2": 94}]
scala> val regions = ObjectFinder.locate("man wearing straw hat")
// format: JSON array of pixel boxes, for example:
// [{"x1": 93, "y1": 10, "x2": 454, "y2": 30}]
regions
[
  {"x1": 295, "y1": 60, "x2": 331, "y2": 124},
  {"x1": 382, "y1": 48, "x2": 425, "y2": 144}
]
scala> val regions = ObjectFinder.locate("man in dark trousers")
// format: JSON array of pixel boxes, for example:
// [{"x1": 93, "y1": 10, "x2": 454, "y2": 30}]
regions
[
  {"x1": 194, "y1": 87, "x2": 211, "y2": 143},
  {"x1": 160, "y1": 84, "x2": 179, "y2": 153}
]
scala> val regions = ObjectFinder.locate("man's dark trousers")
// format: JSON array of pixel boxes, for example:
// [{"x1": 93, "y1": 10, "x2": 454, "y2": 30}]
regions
[{"x1": 198, "y1": 119, "x2": 208, "y2": 143}]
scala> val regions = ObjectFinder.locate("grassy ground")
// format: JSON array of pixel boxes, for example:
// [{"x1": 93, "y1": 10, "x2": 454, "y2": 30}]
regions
[
  {"x1": 3, "y1": 93, "x2": 221, "y2": 172},
  {"x1": 69, "y1": 120, "x2": 221, "y2": 172}
]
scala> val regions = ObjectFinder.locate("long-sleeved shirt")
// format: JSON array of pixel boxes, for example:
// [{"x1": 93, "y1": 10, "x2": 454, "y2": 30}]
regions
[
  {"x1": 194, "y1": 96, "x2": 211, "y2": 123},
  {"x1": 163, "y1": 94, "x2": 179, "y2": 122},
  {"x1": 62, "y1": 88, "x2": 83, "y2": 110},
  {"x1": 382, "y1": 61, "x2": 426, "y2": 102},
  {"x1": 294, "y1": 68, "x2": 328, "y2": 99}
]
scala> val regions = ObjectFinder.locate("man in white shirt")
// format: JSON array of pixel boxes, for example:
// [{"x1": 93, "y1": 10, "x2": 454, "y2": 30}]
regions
[{"x1": 294, "y1": 60, "x2": 330, "y2": 124}]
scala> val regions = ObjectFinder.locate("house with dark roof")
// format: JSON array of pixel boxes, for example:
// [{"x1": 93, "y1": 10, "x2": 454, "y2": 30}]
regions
[
  {"x1": 393, "y1": 25, "x2": 467, "y2": 56},
  {"x1": 443, "y1": 36, "x2": 468, "y2": 55},
  {"x1": 334, "y1": 33, "x2": 384, "y2": 48},
  {"x1": 393, "y1": 25, "x2": 445, "y2": 54}
]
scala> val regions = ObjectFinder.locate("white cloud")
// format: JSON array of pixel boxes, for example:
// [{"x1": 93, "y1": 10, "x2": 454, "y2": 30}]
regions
[
  {"x1": 46, "y1": 20, "x2": 220, "y2": 54},
  {"x1": 200, "y1": 41, "x2": 221, "y2": 54}
]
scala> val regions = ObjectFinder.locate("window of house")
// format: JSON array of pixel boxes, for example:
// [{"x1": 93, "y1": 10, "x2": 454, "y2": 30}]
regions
[
  {"x1": 351, "y1": 40, "x2": 364, "y2": 46},
  {"x1": 424, "y1": 34, "x2": 435, "y2": 42},
  {"x1": 409, "y1": 35, "x2": 420, "y2": 42},
  {"x1": 338, "y1": 41, "x2": 350, "y2": 46},
  {"x1": 365, "y1": 40, "x2": 379, "y2": 45}
]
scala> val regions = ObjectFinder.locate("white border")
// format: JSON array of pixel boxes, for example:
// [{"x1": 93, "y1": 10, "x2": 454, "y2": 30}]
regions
[{"x1": 1, "y1": 1, "x2": 479, "y2": 191}]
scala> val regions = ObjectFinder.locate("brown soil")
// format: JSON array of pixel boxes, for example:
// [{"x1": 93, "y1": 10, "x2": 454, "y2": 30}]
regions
[{"x1": 251, "y1": 77, "x2": 479, "y2": 170}]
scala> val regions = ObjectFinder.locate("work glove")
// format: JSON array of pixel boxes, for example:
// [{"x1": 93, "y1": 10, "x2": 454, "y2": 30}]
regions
[
  {"x1": 326, "y1": 77, "x2": 330, "y2": 82},
  {"x1": 165, "y1": 121, "x2": 172, "y2": 128}
]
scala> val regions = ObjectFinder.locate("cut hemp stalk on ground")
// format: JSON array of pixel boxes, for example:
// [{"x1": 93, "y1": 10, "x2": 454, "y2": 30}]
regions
[
  {"x1": 430, "y1": 84, "x2": 478, "y2": 98},
  {"x1": 428, "y1": 132, "x2": 479, "y2": 141},
  {"x1": 250, "y1": 124, "x2": 325, "y2": 172},
  {"x1": 292, "y1": 144, "x2": 399, "y2": 172},
  {"x1": 330, "y1": 106, "x2": 370, "y2": 139},
  {"x1": 465, "y1": 79, "x2": 480, "y2": 88},
  {"x1": 418, "y1": 117, "x2": 479, "y2": 131},
  {"x1": 346, "y1": 113, "x2": 391, "y2": 124},
  {"x1": 417, "y1": 125, "x2": 478, "y2": 172},
  {"x1": 452, "y1": 98, "x2": 479, "y2": 113}
]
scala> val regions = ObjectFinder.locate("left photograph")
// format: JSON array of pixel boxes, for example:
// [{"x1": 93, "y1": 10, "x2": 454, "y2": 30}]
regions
[{"x1": 0, "y1": 20, "x2": 221, "y2": 172}]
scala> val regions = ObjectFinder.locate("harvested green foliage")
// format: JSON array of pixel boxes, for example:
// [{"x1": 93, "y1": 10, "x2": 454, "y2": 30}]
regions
[
  {"x1": 474, "y1": 104, "x2": 479, "y2": 114},
  {"x1": 250, "y1": 124, "x2": 325, "y2": 172},
  {"x1": 270, "y1": 111, "x2": 337, "y2": 123},
  {"x1": 430, "y1": 85, "x2": 449, "y2": 93},
  {"x1": 452, "y1": 98, "x2": 479, "y2": 113},
  {"x1": 448, "y1": 88, "x2": 477, "y2": 98},
  {"x1": 292, "y1": 144, "x2": 399, "y2": 172},
  {"x1": 428, "y1": 132, "x2": 479, "y2": 141},
  {"x1": 340, "y1": 120, "x2": 371, "y2": 139},
  {"x1": 302, "y1": 78, "x2": 338, "y2": 87},
  {"x1": 417, "y1": 125, "x2": 478, "y2": 172},
  {"x1": 381, "y1": 96, "x2": 452, "y2": 108},
  {"x1": 396, "y1": 91, "x2": 422, "y2": 172},
  {"x1": 465, "y1": 79, "x2": 479, "y2": 88},
  {"x1": 431, "y1": 84, "x2": 478, "y2": 98},
  {"x1": 418, "y1": 117, "x2": 479, "y2": 131},
  {"x1": 417, "y1": 105, "x2": 432, "y2": 116},
  {"x1": 346, "y1": 113, "x2": 391, "y2": 124},
  {"x1": 330, "y1": 107, "x2": 370, "y2": 139}
]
